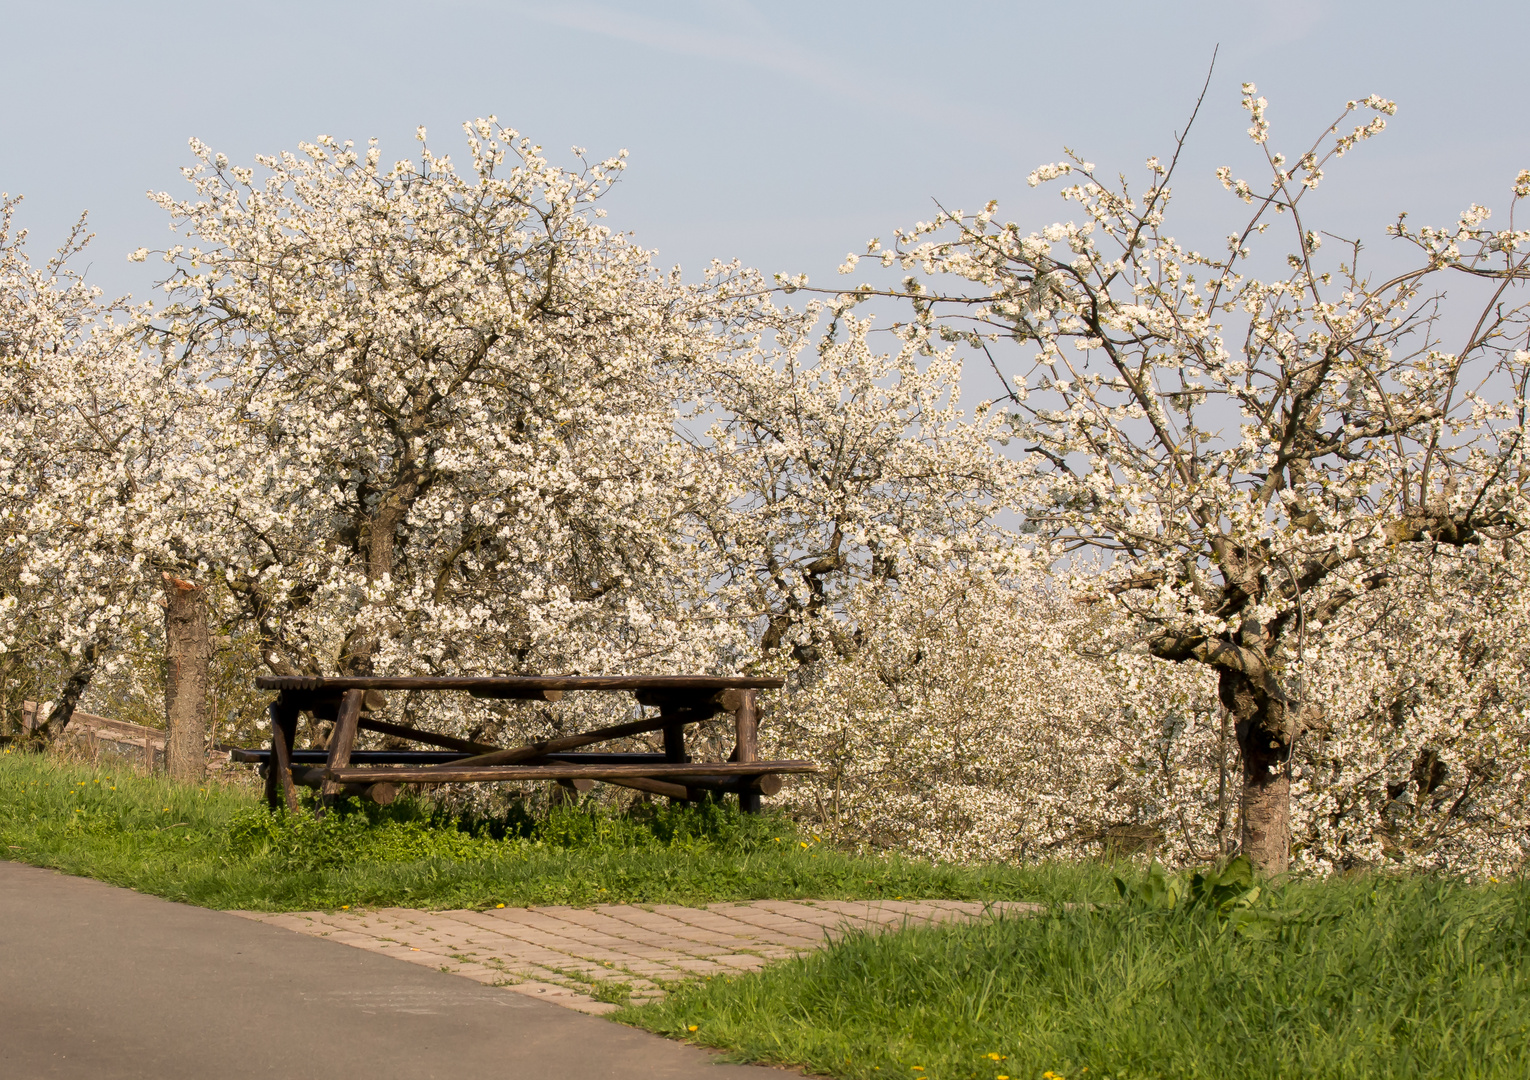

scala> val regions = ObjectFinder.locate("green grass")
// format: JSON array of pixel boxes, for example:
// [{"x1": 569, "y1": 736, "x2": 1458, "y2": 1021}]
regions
[
  {"x1": 623, "y1": 869, "x2": 1530, "y2": 1080},
  {"x1": 0, "y1": 749, "x2": 1093, "y2": 910},
  {"x1": 15, "y1": 750, "x2": 1522, "y2": 1078}
]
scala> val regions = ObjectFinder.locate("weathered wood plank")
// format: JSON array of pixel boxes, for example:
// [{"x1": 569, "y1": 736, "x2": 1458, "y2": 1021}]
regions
[
  {"x1": 468, "y1": 687, "x2": 565, "y2": 702},
  {"x1": 21, "y1": 701, "x2": 168, "y2": 750},
  {"x1": 354, "y1": 716, "x2": 498, "y2": 755},
  {"x1": 424, "y1": 711, "x2": 709, "y2": 771},
  {"x1": 229, "y1": 749, "x2": 671, "y2": 766},
  {"x1": 325, "y1": 760, "x2": 816, "y2": 784},
  {"x1": 662, "y1": 718, "x2": 690, "y2": 764},
  {"x1": 287, "y1": 764, "x2": 399, "y2": 805},
  {"x1": 256, "y1": 674, "x2": 783, "y2": 693},
  {"x1": 602, "y1": 776, "x2": 693, "y2": 800},
  {"x1": 681, "y1": 772, "x2": 784, "y2": 796}
]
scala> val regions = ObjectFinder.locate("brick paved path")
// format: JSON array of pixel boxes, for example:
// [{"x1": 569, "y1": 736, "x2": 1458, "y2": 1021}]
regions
[{"x1": 238, "y1": 899, "x2": 1036, "y2": 1015}]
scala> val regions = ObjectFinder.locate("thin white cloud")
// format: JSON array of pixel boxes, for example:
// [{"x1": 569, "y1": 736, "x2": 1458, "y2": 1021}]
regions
[{"x1": 444, "y1": 0, "x2": 954, "y2": 123}]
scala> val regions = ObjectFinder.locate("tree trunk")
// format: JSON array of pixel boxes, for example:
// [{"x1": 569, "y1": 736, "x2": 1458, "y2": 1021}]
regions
[
  {"x1": 163, "y1": 573, "x2": 212, "y2": 782},
  {"x1": 339, "y1": 481, "x2": 421, "y2": 675},
  {"x1": 1238, "y1": 738, "x2": 1291, "y2": 874},
  {"x1": 29, "y1": 640, "x2": 104, "y2": 747},
  {"x1": 1220, "y1": 667, "x2": 1294, "y2": 875}
]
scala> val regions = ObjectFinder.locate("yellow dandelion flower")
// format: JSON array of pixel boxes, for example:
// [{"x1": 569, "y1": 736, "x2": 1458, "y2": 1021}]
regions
[
  {"x1": 496, "y1": 903, "x2": 506, "y2": 909},
  {"x1": 687, "y1": 1024, "x2": 698, "y2": 1032}
]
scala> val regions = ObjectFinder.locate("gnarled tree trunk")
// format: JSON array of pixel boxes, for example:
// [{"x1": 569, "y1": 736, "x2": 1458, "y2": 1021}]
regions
[
  {"x1": 1220, "y1": 666, "x2": 1296, "y2": 875},
  {"x1": 163, "y1": 573, "x2": 212, "y2": 781}
]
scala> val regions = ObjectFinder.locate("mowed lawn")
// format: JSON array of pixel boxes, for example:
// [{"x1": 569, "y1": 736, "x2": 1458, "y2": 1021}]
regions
[{"x1": 0, "y1": 749, "x2": 1089, "y2": 911}]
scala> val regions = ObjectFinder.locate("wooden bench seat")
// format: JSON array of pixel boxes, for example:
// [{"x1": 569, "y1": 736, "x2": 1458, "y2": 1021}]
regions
[{"x1": 253, "y1": 673, "x2": 807, "y2": 813}]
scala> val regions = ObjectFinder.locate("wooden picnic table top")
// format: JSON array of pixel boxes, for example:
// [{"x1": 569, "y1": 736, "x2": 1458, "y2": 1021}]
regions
[{"x1": 255, "y1": 674, "x2": 785, "y2": 693}]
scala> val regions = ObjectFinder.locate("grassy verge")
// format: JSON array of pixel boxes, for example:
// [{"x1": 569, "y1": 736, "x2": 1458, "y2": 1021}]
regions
[
  {"x1": 0, "y1": 749, "x2": 1103, "y2": 910},
  {"x1": 623, "y1": 869, "x2": 1530, "y2": 1080}
]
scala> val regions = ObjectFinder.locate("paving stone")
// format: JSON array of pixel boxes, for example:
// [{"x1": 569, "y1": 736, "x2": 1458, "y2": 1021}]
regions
[
  {"x1": 499, "y1": 979, "x2": 617, "y2": 1015},
  {"x1": 604, "y1": 961, "x2": 682, "y2": 979},
  {"x1": 621, "y1": 906, "x2": 767, "y2": 947},
  {"x1": 545, "y1": 908, "x2": 657, "y2": 937},
  {"x1": 748, "y1": 947, "x2": 800, "y2": 960},
  {"x1": 807, "y1": 900, "x2": 920, "y2": 926},
  {"x1": 500, "y1": 927, "x2": 693, "y2": 971},
  {"x1": 267, "y1": 898, "x2": 1008, "y2": 1014},
  {"x1": 754, "y1": 901, "x2": 872, "y2": 931},
  {"x1": 484, "y1": 908, "x2": 597, "y2": 932},
  {"x1": 644, "y1": 905, "x2": 765, "y2": 931},
  {"x1": 701, "y1": 905, "x2": 826, "y2": 945},
  {"x1": 665, "y1": 957, "x2": 733, "y2": 975},
  {"x1": 585, "y1": 914, "x2": 737, "y2": 957},
  {"x1": 301, "y1": 928, "x2": 384, "y2": 948},
  {"x1": 234, "y1": 911, "x2": 316, "y2": 932},
  {"x1": 712, "y1": 954, "x2": 768, "y2": 971}
]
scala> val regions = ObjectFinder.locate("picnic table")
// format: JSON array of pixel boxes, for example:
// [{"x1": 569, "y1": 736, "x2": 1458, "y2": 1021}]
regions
[{"x1": 238, "y1": 674, "x2": 811, "y2": 814}]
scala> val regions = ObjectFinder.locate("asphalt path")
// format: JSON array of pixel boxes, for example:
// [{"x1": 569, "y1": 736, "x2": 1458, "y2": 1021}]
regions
[{"x1": 0, "y1": 860, "x2": 777, "y2": 1079}]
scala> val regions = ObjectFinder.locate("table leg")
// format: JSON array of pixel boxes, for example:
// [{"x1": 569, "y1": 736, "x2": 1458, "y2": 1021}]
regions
[
  {"x1": 661, "y1": 705, "x2": 692, "y2": 805},
  {"x1": 265, "y1": 698, "x2": 301, "y2": 814},
  {"x1": 734, "y1": 690, "x2": 761, "y2": 813}
]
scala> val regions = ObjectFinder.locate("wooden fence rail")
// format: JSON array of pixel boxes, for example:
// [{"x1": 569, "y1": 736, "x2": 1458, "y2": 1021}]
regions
[{"x1": 17, "y1": 701, "x2": 225, "y2": 770}]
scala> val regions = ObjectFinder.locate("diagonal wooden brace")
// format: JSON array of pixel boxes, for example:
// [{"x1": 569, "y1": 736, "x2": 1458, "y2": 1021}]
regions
[{"x1": 321, "y1": 689, "x2": 366, "y2": 803}]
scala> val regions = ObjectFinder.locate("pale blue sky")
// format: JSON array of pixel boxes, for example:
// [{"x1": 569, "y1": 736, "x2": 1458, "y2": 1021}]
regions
[{"x1": 2, "y1": 0, "x2": 1526, "y2": 300}]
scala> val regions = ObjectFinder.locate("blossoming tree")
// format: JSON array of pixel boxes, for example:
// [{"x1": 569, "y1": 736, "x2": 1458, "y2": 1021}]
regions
[
  {"x1": 823, "y1": 86, "x2": 1530, "y2": 871},
  {"x1": 143, "y1": 122, "x2": 734, "y2": 716},
  {"x1": 8, "y1": 97, "x2": 1529, "y2": 874},
  {"x1": 0, "y1": 196, "x2": 200, "y2": 743}
]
